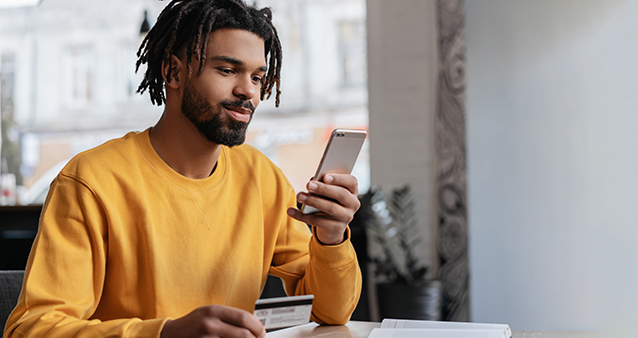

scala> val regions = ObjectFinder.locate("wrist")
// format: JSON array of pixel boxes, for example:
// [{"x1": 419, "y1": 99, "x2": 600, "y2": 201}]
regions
[{"x1": 314, "y1": 227, "x2": 347, "y2": 245}]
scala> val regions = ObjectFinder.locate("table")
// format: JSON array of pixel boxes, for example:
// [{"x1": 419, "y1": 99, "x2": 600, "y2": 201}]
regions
[
  {"x1": 266, "y1": 321, "x2": 599, "y2": 338},
  {"x1": 267, "y1": 321, "x2": 377, "y2": 338}
]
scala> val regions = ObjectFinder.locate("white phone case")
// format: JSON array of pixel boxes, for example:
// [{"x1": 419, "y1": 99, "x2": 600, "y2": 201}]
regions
[{"x1": 300, "y1": 129, "x2": 367, "y2": 214}]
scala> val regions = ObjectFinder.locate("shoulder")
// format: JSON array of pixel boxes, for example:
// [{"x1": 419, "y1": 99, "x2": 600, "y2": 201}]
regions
[{"x1": 60, "y1": 131, "x2": 142, "y2": 181}]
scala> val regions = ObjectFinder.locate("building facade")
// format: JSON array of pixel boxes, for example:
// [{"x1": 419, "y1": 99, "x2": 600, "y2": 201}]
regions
[{"x1": 0, "y1": 0, "x2": 369, "y2": 204}]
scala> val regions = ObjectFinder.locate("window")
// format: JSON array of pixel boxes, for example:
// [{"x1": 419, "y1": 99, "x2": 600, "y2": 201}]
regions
[
  {"x1": 65, "y1": 46, "x2": 94, "y2": 109},
  {"x1": 338, "y1": 20, "x2": 366, "y2": 87}
]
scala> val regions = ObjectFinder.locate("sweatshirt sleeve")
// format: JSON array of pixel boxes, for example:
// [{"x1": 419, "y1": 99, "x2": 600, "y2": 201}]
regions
[
  {"x1": 3, "y1": 174, "x2": 168, "y2": 338},
  {"x1": 268, "y1": 189, "x2": 362, "y2": 325}
]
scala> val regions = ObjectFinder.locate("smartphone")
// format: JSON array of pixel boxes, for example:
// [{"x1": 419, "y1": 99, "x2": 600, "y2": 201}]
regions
[{"x1": 300, "y1": 129, "x2": 367, "y2": 214}]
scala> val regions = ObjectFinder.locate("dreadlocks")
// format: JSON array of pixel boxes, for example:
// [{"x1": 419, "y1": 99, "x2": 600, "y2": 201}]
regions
[{"x1": 135, "y1": 0, "x2": 283, "y2": 107}]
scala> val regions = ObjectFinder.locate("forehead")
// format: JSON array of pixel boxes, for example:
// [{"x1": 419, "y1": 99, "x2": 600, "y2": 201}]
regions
[{"x1": 206, "y1": 28, "x2": 267, "y2": 67}]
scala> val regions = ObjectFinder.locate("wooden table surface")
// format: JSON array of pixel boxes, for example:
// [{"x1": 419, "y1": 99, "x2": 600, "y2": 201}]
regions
[{"x1": 266, "y1": 321, "x2": 599, "y2": 338}]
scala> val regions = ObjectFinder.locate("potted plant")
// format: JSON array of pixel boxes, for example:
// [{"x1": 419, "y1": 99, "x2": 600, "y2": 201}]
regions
[{"x1": 359, "y1": 184, "x2": 442, "y2": 321}]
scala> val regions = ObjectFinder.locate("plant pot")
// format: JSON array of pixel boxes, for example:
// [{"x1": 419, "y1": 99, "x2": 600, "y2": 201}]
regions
[{"x1": 376, "y1": 280, "x2": 442, "y2": 321}]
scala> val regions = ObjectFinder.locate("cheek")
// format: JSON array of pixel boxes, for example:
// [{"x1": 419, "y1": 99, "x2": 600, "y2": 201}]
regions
[{"x1": 193, "y1": 76, "x2": 229, "y2": 102}]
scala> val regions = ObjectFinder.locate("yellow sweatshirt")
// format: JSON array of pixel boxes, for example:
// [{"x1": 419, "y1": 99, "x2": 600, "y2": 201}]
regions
[{"x1": 4, "y1": 129, "x2": 361, "y2": 338}]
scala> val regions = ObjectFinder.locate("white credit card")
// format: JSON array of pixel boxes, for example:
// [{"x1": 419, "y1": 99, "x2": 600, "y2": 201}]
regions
[{"x1": 254, "y1": 294, "x2": 314, "y2": 331}]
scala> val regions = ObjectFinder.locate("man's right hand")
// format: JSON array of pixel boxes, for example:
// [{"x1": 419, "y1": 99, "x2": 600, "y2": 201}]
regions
[{"x1": 160, "y1": 305, "x2": 266, "y2": 338}]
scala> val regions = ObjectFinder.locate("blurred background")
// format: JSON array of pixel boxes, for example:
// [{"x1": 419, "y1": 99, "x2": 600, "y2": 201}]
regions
[
  {"x1": 3, "y1": 0, "x2": 638, "y2": 335},
  {"x1": 0, "y1": 0, "x2": 369, "y2": 205}
]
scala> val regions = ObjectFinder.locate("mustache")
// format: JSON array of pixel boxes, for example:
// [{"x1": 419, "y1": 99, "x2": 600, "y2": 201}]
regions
[{"x1": 221, "y1": 99, "x2": 255, "y2": 114}]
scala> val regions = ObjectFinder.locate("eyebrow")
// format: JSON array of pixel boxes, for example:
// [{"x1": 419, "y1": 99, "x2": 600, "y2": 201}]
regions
[{"x1": 210, "y1": 55, "x2": 267, "y2": 72}]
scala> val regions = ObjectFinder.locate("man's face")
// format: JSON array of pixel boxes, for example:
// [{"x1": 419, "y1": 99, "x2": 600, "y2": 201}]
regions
[
  {"x1": 181, "y1": 79, "x2": 254, "y2": 147},
  {"x1": 181, "y1": 28, "x2": 267, "y2": 147}
]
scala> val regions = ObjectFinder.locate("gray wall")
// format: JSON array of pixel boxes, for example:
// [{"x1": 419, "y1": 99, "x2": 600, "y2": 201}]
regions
[
  {"x1": 367, "y1": 0, "x2": 439, "y2": 279},
  {"x1": 466, "y1": 0, "x2": 638, "y2": 333}
]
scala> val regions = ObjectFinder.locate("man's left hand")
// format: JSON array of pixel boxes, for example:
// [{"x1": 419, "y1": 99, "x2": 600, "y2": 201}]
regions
[{"x1": 287, "y1": 174, "x2": 361, "y2": 245}]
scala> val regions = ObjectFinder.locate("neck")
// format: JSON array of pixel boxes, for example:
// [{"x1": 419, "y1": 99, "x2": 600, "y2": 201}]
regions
[{"x1": 150, "y1": 109, "x2": 221, "y2": 180}]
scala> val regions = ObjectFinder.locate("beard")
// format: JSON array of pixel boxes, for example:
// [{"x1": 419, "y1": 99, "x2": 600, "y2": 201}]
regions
[{"x1": 180, "y1": 81, "x2": 254, "y2": 147}]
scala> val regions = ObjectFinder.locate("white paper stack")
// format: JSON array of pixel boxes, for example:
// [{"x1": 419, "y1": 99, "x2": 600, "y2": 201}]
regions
[{"x1": 368, "y1": 319, "x2": 513, "y2": 338}]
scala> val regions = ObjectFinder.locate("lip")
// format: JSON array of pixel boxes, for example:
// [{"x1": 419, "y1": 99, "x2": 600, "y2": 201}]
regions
[{"x1": 224, "y1": 106, "x2": 252, "y2": 123}]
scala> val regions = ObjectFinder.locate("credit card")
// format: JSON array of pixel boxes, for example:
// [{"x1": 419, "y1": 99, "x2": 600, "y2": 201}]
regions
[{"x1": 254, "y1": 294, "x2": 314, "y2": 331}]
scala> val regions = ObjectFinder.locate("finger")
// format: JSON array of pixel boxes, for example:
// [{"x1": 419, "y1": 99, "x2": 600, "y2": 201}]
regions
[
  {"x1": 290, "y1": 198, "x2": 355, "y2": 232},
  {"x1": 287, "y1": 208, "x2": 347, "y2": 245},
  {"x1": 297, "y1": 191, "x2": 352, "y2": 220},
  {"x1": 288, "y1": 207, "x2": 344, "y2": 229},
  {"x1": 209, "y1": 305, "x2": 265, "y2": 337},
  {"x1": 203, "y1": 317, "x2": 257, "y2": 338},
  {"x1": 321, "y1": 174, "x2": 359, "y2": 195},
  {"x1": 305, "y1": 181, "x2": 360, "y2": 212}
]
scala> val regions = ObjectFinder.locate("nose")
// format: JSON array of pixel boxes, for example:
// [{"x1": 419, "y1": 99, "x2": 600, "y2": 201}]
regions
[{"x1": 233, "y1": 74, "x2": 257, "y2": 101}]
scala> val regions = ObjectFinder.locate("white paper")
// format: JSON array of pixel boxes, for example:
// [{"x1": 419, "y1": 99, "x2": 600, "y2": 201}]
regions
[
  {"x1": 369, "y1": 328, "x2": 506, "y2": 338},
  {"x1": 379, "y1": 319, "x2": 512, "y2": 338}
]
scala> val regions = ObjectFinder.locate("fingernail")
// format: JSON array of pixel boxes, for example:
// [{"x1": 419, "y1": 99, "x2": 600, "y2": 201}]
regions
[
  {"x1": 287, "y1": 208, "x2": 296, "y2": 216},
  {"x1": 324, "y1": 175, "x2": 334, "y2": 183},
  {"x1": 297, "y1": 193, "x2": 307, "y2": 202},
  {"x1": 308, "y1": 182, "x2": 318, "y2": 191}
]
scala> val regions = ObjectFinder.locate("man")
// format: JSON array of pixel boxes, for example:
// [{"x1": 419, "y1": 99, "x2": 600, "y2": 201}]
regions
[{"x1": 3, "y1": 1, "x2": 362, "y2": 337}]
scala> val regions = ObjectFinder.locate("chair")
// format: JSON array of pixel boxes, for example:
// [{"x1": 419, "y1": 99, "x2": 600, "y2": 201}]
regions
[{"x1": 0, "y1": 270, "x2": 24, "y2": 334}]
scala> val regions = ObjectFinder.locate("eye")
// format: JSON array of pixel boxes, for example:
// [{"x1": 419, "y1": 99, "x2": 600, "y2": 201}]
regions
[
  {"x1": 252, "y1": 76, "x2": 263, "y2": 85},
  {"x1": 218, "y1": 68, "x2": 234, "y2": 75}
]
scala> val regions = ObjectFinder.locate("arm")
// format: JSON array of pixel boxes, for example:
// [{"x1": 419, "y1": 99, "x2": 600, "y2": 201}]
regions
[
  {"x1": 280, "y1": 174, "x2": 363, "y2": 325},
  {"x1": 4, "y1": 174, "x2": 265, "y2": 338},
  {"x1": 4, "y1": 174, "x2": 167, "y2": 338}
]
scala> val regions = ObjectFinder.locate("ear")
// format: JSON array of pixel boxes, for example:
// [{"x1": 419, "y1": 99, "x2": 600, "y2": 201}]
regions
[{"x1": 161, "y1": 55, "x2": 184, "y2": 89}]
